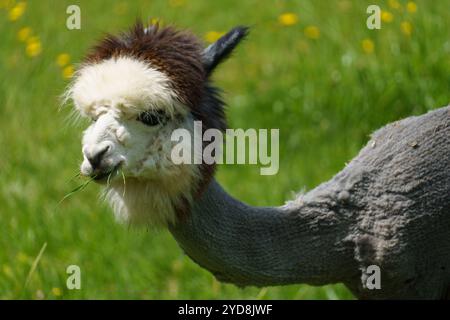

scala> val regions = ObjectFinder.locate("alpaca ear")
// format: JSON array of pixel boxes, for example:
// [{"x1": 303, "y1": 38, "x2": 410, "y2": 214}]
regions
[{"x1": 202, "y1": 26, "x2": 249, "y2": 75}]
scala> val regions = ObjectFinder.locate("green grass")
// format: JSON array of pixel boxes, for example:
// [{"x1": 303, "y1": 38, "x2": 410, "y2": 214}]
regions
[{"x1": 0, "y1": 0, "x2": 449, "y2": 299}]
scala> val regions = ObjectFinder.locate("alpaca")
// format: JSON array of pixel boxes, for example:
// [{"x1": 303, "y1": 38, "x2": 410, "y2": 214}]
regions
[{"x1": 65, "y1": 22, "x2": 450, "y2": 299}]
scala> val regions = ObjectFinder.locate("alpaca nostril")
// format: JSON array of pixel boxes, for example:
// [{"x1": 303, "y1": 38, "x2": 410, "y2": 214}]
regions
[{"x1": 87, "y1": 145, "x2": 110, "y2": 170}]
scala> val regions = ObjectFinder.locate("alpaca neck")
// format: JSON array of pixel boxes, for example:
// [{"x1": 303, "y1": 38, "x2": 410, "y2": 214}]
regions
[{"x1": 169, "y1": 178, "x2": 356, "y2": 287}]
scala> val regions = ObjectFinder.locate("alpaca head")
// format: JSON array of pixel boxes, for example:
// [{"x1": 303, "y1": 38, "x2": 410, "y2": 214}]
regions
[{"x1": 65, "y1": 22, "x2": 248, "y2": 227}]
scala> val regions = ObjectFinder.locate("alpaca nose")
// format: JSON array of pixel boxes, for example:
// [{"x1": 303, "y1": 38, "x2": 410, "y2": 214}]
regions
[{"x1": 86, "y1": 145, "x2": 110, "y2": 170}]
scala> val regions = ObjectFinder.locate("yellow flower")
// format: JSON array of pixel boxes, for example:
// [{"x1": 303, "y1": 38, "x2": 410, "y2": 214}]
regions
[
  {"x1": 204, "y1": 31, "x2": 225, "y2": 43},
  {"x1": 56, "y1": 53, "x2": 71, "y2": 67},
  {"x1": 388, "y1": 0, "x2": 401, "y2": 10},
  {"x1": 381, "y1": 11, "x2": 394, "y2": 23},
  {"x1": 62, "y1": 65, "x2": 74, "y2": 79},
  {"x1": 401, "y1": 21, "x2": 412, "y2": 36},
  {"x1": 51, "y1": 287, "x2": 62, "y2": 297},
  {"x1": 26, "y1": 37, "x2": 42, "y2": 57},
  {"x1": 8, "y1": 1, "x2": 26, "y2": 21},
  {"x1": 278, "y1": 13, "x2": 298, "y2": 26},
  {"x1": 150, "y1": 17, "x2": 163, "y2": 26},
  {"x1": 304, "y1": 25, "x2": 320, "y2": 39},
  {"x1": 407, "y1": 2, "x2": 417, "y2": 13},
  {"x1": 17, "y1": 27, "x2": 32, "y2": 42},
  {"x1": 361, "y1": 39, "x2": 374, "y2": 54}
]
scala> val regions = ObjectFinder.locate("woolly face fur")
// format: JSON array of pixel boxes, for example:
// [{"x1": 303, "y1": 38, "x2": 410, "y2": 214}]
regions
[{"x1": 65, "y1": 23, "x2": 248, "y2": 227}]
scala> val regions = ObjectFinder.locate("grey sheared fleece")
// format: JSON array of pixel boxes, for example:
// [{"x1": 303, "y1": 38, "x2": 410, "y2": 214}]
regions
[{"x1": 170, "y1": 105, "x2": 450, "y2": 299}]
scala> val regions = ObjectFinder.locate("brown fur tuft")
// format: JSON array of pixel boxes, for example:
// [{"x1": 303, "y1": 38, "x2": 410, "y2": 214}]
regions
[{"x1": 85, "y1": 21, "x2": 206, "y2": 108}]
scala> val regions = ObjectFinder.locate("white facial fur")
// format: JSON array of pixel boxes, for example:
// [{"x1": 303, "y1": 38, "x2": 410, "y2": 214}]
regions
[
  {"x1": 68, "y1": 56, "x2": 183, "y2": 117},
  {"x1": 67, "y1": 56, "x2": 199, "y2": 227}
]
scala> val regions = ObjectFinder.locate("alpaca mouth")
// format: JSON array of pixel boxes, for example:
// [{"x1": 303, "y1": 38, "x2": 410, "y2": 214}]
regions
[{"x1": 92, "y1": 163, "x2": 122, "y2": 183}]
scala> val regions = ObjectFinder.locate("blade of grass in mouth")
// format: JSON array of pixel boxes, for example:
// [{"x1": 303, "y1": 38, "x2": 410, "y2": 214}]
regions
[
  {"x1": 57, "y1": 175, "x2": 95, "y2": 205},
  {"x1": 121, "y1": 169, "x2": 126, "y2": 198}
]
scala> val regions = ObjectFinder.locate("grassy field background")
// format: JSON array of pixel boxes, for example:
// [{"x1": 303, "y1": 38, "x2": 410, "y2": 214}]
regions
[{"x1": 0, "y1": 0, "x2": 449, "y2": 299}]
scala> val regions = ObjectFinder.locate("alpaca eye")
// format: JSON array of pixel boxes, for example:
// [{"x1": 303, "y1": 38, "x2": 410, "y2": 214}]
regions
[{"x1": 137, "y1": 110, "x2": 168, "y2": 126}]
